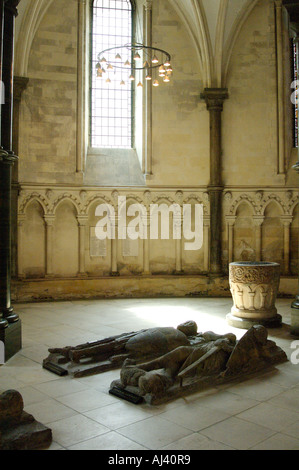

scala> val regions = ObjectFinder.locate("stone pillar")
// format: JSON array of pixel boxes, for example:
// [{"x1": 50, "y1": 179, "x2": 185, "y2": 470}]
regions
[
  {"x1": 0, "y1": 0, "x2": 21, "y2": 329},
  {"x1": 12, "y1": 76, "x2": 29, "y2": 157},
  {"x1": 253, "y1": 216, "x2": 265, "y2": 262},
  {"x1": 17, "y1": 214, "x2": 25, "y2": 279},
  {"x1": 174, "y1": 214, "x2": 183, "y2": 274},
  {"x1": 203, "y1": 216, "x2": 210, "y2": 272},
  {"x1": 77, "y1": 216, "x2": 88, "y2": 276},
  {"x1": 275, "y1": 0, "x2": 286, "y2": 175},
  {"x1": 12, "y1": 76, "x2": 29, "y2": 279},
  {"x1": 111, "y1": 218, "x2": 119, "y2": 276},
  {"x1": 44, "y1": 216, "x2": 55, "y2": 278},
  {"x1": 226, "y1": 216, "x2": 236, "y2": 265},
  {"x1": 291, "y1": 155, "x2": 299, "y2": 333},
  {"x1": 291, "y1": 30, "x2": 299, "y2": 332},
  {"x1": 201, "y1": 88, "x2": 228, "y2": 274},
  {"x1": 142, "y1": 215, "x2": 150, "y2": 275},
  {"x1": 281, "y1": 216, "x2": 292, "y2": 276},
  {"x1": 76, "y1": 0, "x2": 86, "y2": 174},
  {"x1": 143, "y1": 0, "x2": 153, "y2": 177}
]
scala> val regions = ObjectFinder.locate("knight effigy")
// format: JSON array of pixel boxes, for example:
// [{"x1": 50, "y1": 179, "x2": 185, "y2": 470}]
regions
[{"x1": 43, "y1": 321, "x2": 287, "y2": 405}]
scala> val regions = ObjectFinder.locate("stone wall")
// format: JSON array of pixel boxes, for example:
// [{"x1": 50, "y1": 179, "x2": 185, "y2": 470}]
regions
[
  {"x1": 18, "y1": 0, "x2": 79, "y2": 185},
  {"x1": 13, "y1": 0, "x2": 299, "y2": 301}
]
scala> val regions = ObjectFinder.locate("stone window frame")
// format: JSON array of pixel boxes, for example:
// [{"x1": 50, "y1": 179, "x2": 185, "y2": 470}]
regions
[{"x1": 77, "y1": 0, "x2": 153, "y2": 177}]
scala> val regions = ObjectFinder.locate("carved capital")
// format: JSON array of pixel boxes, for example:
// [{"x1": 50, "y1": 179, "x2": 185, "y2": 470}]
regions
[
  {"x1": 226, "y1": 216, "x2": 237, "y2": 227},
  {"x1": 201, "y1": 88, "x2": 229, "y2": 111},
  {"x1": 253, "y1": 216, "x2": 265, "y2": 227},
  {"x1": 44, "y1": 216, "x2": 55, "y2": 227},
  {"x1": 280, "y1": 216, "x2": 293, "y2": 227},
  {"x1": 77, "y1": 216, "x2": 88, "y2": 227},
  {"x1": 144, "y1": 0, "x2": 153, "y2": 11}
]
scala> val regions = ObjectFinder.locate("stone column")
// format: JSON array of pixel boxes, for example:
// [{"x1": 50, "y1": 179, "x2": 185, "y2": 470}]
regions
[
  {"x1": 291, "y1": 31, "x2": 299, "y2": 329},
  {"x1": 44, "y1": 216, "x2": 55, "y2": 278},
  {"x1": 11, "y1": 76, "x2": 29, "y2": 279},
  {"x1": 253, "y1": 216, "x2": 265, "y2": 262},
  {"x1": 76, "y1": 0, "x2": 86, "y2": 174},
  {"x1": 17, "y1": 214, "x2": 25, "y2": 279},
  {"x1": 291, "y1": 154, "x2": 299, "y2": 333},
  {"x1": 226, "y1": 216, "x2": 236, "y2": 265},
  {"x1": 174, "y1": 215, "x2": 183, "y2": 274},
  {"x1": 143, "y1": 0, "x2": 153, "y2": 177},
  {"x1": 0, "y1": 150, "x2": 15, "y2": 328},
  {"x1": 77, "y1": 216, "x2": 88, "y2": 276},
  {"x1": 281, "y1": 216, "x2": 292, "y2": 276},
  {"x1": 142, "y1": 215, "x2": 150, "y2": 275},
  {"x1": 12, "y1": 76, "x2": 29, "y2": 157},
  {"x1": 0, "y1": 0, "x2": 21, "y2": 327},
  {"x1": 201, "y1": 88, "x2": 228, "y2": 274},
  {"x1": 111, "y1": 217, "x2": 119, "y2": 276},
  {"x1": 275, "y1": 0, "x2": 286, "y2": 175},
  {"x1": 203, "y1": 216, "x2": 210, "y2": 272}
]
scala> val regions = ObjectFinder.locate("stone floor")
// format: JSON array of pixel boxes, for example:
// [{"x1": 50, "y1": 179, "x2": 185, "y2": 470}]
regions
[{"x1": 1, "y1": 297, "x2": 299, "y2": 450}]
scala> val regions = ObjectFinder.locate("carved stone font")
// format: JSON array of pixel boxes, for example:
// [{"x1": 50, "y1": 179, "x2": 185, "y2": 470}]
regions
[{"x1": 227, "y1": 261, "x2": 282, "y2": 329}]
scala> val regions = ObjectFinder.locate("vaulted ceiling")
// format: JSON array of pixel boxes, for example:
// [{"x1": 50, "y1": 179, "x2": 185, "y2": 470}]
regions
[
  {"x1": 168, "y1": 0, "x2": 260, "y2": 87},
  {"x1": 14, "y1": 0, "x2": 277, "y2": 87}
]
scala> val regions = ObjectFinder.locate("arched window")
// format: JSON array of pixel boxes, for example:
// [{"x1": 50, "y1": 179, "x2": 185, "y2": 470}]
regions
[{"x1": 91, "y1": 0, "x2": 134, "y2": 149}]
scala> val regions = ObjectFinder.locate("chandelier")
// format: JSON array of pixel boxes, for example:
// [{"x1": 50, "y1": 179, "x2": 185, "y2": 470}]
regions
[{"x1": 96, "y1": 43, "x2": 173, "y2": 87}]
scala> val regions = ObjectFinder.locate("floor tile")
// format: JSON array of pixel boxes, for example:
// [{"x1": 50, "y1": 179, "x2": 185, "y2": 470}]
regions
[
  {"x1": 226, "y1": 377, "x2": 286, "y2": 402},
  {"x1": 160, "y1": 402, "x2": 230, "y2": 432},
  {"x1": 34, "y1": 377, "x2": 90, "y2": 398},
  {"x1": 117, "y1": 416, "x2": 193, "y2": 449},
  {"x1": 16, "y1": 386, "x2": 50, "y2": 406},
  {"x1": 55, "y1": 389, "x2": 118, "y2": 413},
  {"x1": 162, "y1": 433, "x2": 235, "y2": 450},
  {"x1": 24, "y1": 398, "x2": 77, "y2": 424},
  {"x1": 48, "y1": 414, "x2": 110, "y2": 447},
  {"x1": 268, "y1": 386, "x2": 299, "y2": 412},
  {"x1": 250, "y1": 432, "x2": 299, "y2": 450},
  {"x1": 67, "y1": 431, "x2": 148, "y2": 450},
  {"x1": 84, "y1": 401, "x2": 154, "y2": 430},
  {"x1": 200, "y1": 416, "x2": 275, "y2": 450},
  {"x1": 236, "y1": 402, "x2": 299, "y2": 432},
  {"x1": 186, "y1": 390, "x2": 259, "y2": 416}
]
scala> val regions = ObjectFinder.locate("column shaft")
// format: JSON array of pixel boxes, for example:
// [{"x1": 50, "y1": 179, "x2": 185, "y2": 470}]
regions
[
  {"x1": 0, "y1": 0, "x2": 21, "y2": 327},
  {"x1": 201, "y1": 88, "x2": 228, "y2": 275},
  {"x1": 77, "y1": 217, "x2": 88, "y2": 276},
  {"x1": 44, "y1": 218, "x2": 54, "y2": 277}
]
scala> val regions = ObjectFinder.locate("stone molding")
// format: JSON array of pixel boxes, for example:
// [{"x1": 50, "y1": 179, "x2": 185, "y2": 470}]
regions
[{"x1": 18, "y1": 187, "x2": 211, "y2": 217}]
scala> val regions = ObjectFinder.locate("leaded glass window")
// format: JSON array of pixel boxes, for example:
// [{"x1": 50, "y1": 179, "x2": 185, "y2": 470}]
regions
[{"x1": 91, "y1": 0, "x2": 134, "y2": 148}]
